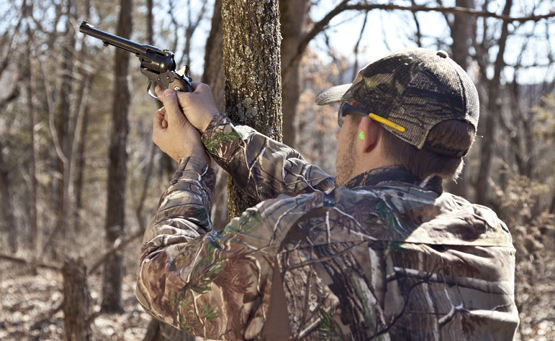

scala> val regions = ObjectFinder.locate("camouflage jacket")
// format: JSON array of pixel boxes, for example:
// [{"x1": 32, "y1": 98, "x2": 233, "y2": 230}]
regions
[{"x1": 136, "y1": 113, "x2": 519, "y2": 340}]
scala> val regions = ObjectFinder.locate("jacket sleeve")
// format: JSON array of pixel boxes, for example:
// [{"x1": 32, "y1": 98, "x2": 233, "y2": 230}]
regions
[
  {"x1": 201, "y1": 113, "x2": 335, "y2": 201},
  {"x1": 135, "y1": 157, "x2": 282, "y2": 340}
]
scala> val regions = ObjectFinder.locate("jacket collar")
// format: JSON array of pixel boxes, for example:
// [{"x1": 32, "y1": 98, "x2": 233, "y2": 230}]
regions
[{"x1": 342, "y1": 166, "x2": 443, "y2": 195}]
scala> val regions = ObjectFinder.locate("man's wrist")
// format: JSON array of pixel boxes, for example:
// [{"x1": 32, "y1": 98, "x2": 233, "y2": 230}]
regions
[
  {"x1": 178, "y1": 150, "x2": 211, "y2": 166},
  {"x1": 200, "y1": 112, "x2": 227, "y2": 139},
  {"x1": 198, "y1": 112, "x2": 218, "y2": 134}
]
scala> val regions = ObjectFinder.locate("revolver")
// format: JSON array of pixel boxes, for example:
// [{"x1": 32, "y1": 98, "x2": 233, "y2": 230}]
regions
[{"x1": 79, "y1": 21, "x2": 192, "y2": 99}]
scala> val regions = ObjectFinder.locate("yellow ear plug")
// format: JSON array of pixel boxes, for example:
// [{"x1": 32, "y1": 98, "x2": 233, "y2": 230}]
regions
[{"x1": 359, "y1": 131, "x2": 365, "y2": 140}]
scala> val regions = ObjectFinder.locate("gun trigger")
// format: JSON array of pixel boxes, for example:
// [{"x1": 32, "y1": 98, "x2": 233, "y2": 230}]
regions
[{"x1": 147, "y1": 81, "x2": 158, "y2": 100}]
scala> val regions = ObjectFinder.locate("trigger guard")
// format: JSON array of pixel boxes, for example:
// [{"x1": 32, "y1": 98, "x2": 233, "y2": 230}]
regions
[{"x1": 147, "y1": 81, "x2": 158, "y2": 100}]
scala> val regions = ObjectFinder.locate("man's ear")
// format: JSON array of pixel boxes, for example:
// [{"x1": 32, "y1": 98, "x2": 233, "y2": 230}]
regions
[{"x1": 360, "y1": 116, "x2": 380, "y2": 154}]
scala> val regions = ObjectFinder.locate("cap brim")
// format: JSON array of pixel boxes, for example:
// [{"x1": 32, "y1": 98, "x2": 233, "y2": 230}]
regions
[{"x1": 315, "y1": 83, "x2": 353, "y2": 105}]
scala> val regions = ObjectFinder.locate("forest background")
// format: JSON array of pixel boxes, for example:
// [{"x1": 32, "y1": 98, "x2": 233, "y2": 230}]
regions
[{"x1": 1, "y1": 0, "x2": 555, "y2": 340}]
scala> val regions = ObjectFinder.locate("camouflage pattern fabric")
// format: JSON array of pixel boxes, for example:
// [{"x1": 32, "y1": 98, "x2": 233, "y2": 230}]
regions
[
  {"x1": 136, "y1": 113, "x2": 519, "y2": 340},
  {"x1": 315, "y1": 48, "x2": 480, "y2": 152}
]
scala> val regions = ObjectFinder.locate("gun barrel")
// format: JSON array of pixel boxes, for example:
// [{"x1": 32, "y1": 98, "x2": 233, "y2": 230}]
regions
[{"x1": 79, "y1": 21, "x2": 145, "y2": 55}]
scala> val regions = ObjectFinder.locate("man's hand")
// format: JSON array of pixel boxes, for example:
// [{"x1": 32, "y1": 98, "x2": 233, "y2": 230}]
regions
[
  {"x1": 155, "y1": 82, "x2": 220, "y2": 134},
  {"x1": 153, "y1": 89, "x2": 210, "y2": 164}
]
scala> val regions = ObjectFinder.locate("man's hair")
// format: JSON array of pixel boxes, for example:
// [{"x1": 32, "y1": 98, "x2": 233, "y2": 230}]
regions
[{"x1": 380, "y1": 119, "x2": 476, "y2": 180}]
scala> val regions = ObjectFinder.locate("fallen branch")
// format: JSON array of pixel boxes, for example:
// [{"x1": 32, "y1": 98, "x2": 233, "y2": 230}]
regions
[
  {"x1": 0, "y1": 253, "x2": 61, "y2": 271},
  {"x1": 88, "y1": 229, "x2": 144, "y2": 275},
  {"x1": 0, "y1": 228, "x2": 144, "y2": 274},
  {"x1": 31, "y1": 302, "x2": 63, "y2": 330}
]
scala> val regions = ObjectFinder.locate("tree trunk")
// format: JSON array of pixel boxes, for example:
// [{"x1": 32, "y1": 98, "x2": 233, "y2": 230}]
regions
[
  {"x1": 280, "y1": 0, "x2": 309, "y2": 148},
  {"x1": 136, "y1": 0, "x2": 160, "y2": 234},
  {"x1": 446, "y1": 0, "x2": 473, "y2": 199},
  {"x1": 0, "y1": 36, "x2": 21, "y2": 253},
  {"x1": 23, "y1": 0, "x2": 38, "y2": 255},
  {"x1": 55, "y1": 0, "x2": 76, "y2": 242},
  {"x1": 475, "y1": 0, "x2": 513, "y2": 206},
  {"x1": 62, "y1": 257, "x2": 92, "y2": 341},
  {"x1": 142, "y1": 318, "x2": 163, "y2": 341},
  {"x1": 101, "y1": 0, "x2": 133, "y2": 314},
  {"x1": 222, "y1": 0, "x2": 282, "y2": 219},
  {"x1": 201, "y1": 0, "x2": 229, "y2": 231},
  {"x1": 74, "y1": 104, "x2": 90, "y2": 224},
  {"x1": 202, "y1": 0, "x2": 224, "y2": 110},
  {"x1": 69, "y1": 0, "x2": 91, "y2": 230},
  {"x1": 0, "y1": 138, "x2": 17, "y2": 253}
]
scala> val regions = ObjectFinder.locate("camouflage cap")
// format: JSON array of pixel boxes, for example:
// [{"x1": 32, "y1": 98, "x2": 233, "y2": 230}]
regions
[{"x1": 315, "y1": 48, "x2": 479, "y2": 157}]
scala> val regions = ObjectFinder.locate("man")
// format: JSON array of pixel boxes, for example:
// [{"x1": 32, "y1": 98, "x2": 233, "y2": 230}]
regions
[{"x1": 136, "y1": 48, "x2": 519, "y2": 340}]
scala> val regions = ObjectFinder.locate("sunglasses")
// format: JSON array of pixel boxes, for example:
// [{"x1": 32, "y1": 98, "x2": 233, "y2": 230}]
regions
[{"x1": 338, "y1": 102, "x2": 405, "y2": 132}]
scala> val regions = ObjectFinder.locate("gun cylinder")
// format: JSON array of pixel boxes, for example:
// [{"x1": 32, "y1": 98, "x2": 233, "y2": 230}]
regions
[{"x1": 141, "y1": 52, "x2": 176, "y2": 73}]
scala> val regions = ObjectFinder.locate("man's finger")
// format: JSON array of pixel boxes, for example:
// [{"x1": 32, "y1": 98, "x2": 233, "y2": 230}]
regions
[
  {"x1": 159, "y1": 89, "x2": 185, "y2": 126},
  {"x1": 155, "y1": 85, "x2": 163, "y2": 97},
  {"x1": 189, "y1": 82, "x2": 201, "y2": 92},
  {"x1": 153, "y1": 108, "x2": 166, "y2": 131},
  {"x1": 190, "y1": 82, "x2": 209, "y2": 94}
]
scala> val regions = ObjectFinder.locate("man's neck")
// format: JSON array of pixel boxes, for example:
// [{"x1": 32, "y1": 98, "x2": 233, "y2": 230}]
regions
[
  {"x1": 344, "y1": 166, "x2": 444, "y2": 195},
  {"x1": 352, "y1": 143, "x2": 396, "y2": 179}
]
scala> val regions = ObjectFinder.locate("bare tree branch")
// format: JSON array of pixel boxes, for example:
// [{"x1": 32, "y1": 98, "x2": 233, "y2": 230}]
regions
[
  {"x1": 282, "y1": 0, "x2": 350, "y2": 78},
  {"x1": 435, "y1": 0, "x2": 453, "y2": 31},
  {"x1": 179, "y1": 0, "x2": 209, "y2": 67},
  {"x1": 345, "y1": 3, "x2": 555, "y2": 23},
  {"x1": 352, "y1": 9, "x2": 369, "y2": 80},
  {"x1": 282, "y1": 1, "x2": 555, "y2": 77},
  {"x1": 38, "y1": 57, "x2": 68, "y2": 166},
  {"x1": 379, "y1": 11, "x2": 393, "y2": 52},
  {"x1": 410, "y1": 0, "x2": 423, "y2": 47},
  {"x1": 167, "y1": 0, "x2": 180, "y2": 53},
  {"x1": 135, "y1": 143, "x2": 157, "y2": 232},
  {"x1": 0, "y1": 14, "x2": 23, "y2": 78}
]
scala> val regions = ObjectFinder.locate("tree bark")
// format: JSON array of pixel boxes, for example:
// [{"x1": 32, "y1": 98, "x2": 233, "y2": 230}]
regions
[
  {"x1": 101, "y1": 0, "x2": 133, "y2": 314},
  {"x1": 280, "y1": 0, "x2": 309, "y2": 148},
  {"x1": 62, "y1": 257, "x2": 92, "y2": 341},
  {"x1": 222, "y1": 0, "x2": 282, "y2": 219},
  {"x1": 446, "y1": 0, "x2": 473, "y2": 199}
]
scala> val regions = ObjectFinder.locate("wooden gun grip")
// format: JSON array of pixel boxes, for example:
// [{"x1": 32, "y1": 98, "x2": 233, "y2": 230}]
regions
[{"x1": 168, "y1": 77, "x2": 192, "y2": 93}]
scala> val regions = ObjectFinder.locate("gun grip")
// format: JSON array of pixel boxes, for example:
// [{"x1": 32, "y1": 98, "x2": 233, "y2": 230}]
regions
[{"x1": 168, "y1": 77, "x2": 192, "y2": 93}]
